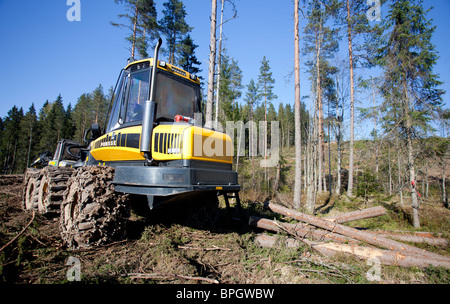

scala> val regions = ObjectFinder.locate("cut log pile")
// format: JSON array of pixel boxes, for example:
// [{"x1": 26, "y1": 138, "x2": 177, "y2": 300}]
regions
[{"x1": 249, "y1": 202, "x2": 450, "y2": 269}]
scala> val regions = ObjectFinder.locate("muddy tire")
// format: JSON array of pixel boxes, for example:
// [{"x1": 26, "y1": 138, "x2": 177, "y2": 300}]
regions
[
  {"x1": 23, "y1": 168, "x2": 41, "y2": 211},
  {"x1": 37, "y1": 167, "x2": 74, "y2": 214},
  {"x1": 60, "y1": 166, "x2": 129, "y2": 249}
]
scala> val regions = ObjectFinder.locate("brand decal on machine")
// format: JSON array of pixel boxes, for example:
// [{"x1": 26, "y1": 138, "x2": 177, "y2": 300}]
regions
[{"x1": 94, "y1": 133, "x2": 140, "y2": 149}]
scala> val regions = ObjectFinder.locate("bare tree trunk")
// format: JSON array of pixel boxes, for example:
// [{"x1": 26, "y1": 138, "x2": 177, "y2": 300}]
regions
[
  {"x1": 335, "y1": 74, "x2": 342, "y2": 195},
  {"x1": 214, "y1": 0, "x2": 225, "y2": 129},
  {"x1": 388, "y1": 143, "x2": 392, "y2": 195},
  {"x1": 316, "y1": 29, "x2": 323, "y2": 193},
  {"x1": 404, "y1": 83, "x2": 420, "y2": 228},
  {"x1": 346, "y1": 0, "x2": 355, "y2": 197},
  {"x1": 205, "y1": 0, "x2": 217, "y2": 127},
  {"x1": 26, "y1": 125, "x2": 33, "y2": 168},
  {"x1": 10, "y1": 139, "x2": 17, "y2": 175},
  {"x1": 442, "y1": 158, "x2": 447, "y2": 206},
  {"x1": 306, "y1": 110, "x2": 318, "y2": 213},
  {"x1": 426, "y1": 160, "x2": 429, "y2": 197},
  {"x1": 371, "y1": 78, "x2": 379, "y2": 180},
  {"x1": 131, "y1": 5, "x2": 138, "y2": 59},
  {"x1": 397, "y1": 137, "x2": 403, "y2": 206},
  {"x1": 293, "y1": 0, "x2": 302, "y2": 209}
]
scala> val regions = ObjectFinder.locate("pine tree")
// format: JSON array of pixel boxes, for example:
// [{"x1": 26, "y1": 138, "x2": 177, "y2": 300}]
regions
[
  {"x1": 376, "y1": 0, "x2": 444, "y2": 227},
  {"x1": 303, "y1": 0, "x2": 339, "y2": 205},
  {"x1": 334, "y1": 0, "x2": 377, "y2": 197},
  {"x1": 244, "y1": 79, "x2": 260, "y2": 161},
  {"x1": 136, "y1": 0, "x2": 159, "y2": 58},
  {"x1": 159, "y1": 0, "x2": 192, "y2": 65},
  {"x1": 294, "y1": 0, "x2": 302, "y2": 209},
  {"x1": 205, "y1": 0, "x2": 218, "y2": 127},
  {"x1": 112, "y1": 0, "x2": 159, "y2": 60},
  {"x1": 257, "y1": 56, "x2": 277, "y2": 183}
]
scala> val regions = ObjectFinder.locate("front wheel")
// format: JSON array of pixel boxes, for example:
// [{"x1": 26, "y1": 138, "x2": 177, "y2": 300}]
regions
[{"x1": 60, "y1": 166, "x2": 129, "y2": 249}]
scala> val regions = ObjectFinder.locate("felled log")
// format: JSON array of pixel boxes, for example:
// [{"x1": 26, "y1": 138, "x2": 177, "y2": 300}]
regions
[
  {"x1": 263, "y1": 202, "x2": 450, "y2": 265},
  {"x1": 324, "y1": 206, "x2": 387, "y2": 224},
  {"x1": 254, "y1": 234, "x2": 450, "y2": 269},
  {"x1": 371, "y1": 231, "x2": 448, "y2": 247},
  {"x1": 249, "y1": 216, "x2": 360, "y2": 245},
  {"x1": 312, "y1": 242, "x2": 450, "y2": 269}
]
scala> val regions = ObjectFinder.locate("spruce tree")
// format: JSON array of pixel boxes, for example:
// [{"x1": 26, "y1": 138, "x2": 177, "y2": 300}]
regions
[
  {"x1": 178, "y1": 34, "x2": 202, "y2": 75},
  {"x1": 19, "y1": 104, "x2": 39, "y2": 170},
  {"x1": 73, "y1": 93, "x2": 92, "y2": 143},
  {"x1": 1, "y1": 106, "x2": 23, "y2": 173},
  {"x1": 376, "y1": 0, "x2": 444, "y2": 227}
]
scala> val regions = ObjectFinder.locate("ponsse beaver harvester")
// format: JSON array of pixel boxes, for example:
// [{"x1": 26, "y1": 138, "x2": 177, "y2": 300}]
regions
[{"x1": 23, "y1": 39, "x2": 242, "y2": 249}]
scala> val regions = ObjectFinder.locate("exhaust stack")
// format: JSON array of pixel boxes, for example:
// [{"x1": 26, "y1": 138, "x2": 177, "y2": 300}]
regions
[{"x1": 140, "y1": 38, "x2": 163, "y2": 161}]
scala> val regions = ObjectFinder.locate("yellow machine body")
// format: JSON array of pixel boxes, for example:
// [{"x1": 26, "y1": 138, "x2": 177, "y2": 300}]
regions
[{"x1": 89, "y1": 124, "x2": 233, "y2": 165}]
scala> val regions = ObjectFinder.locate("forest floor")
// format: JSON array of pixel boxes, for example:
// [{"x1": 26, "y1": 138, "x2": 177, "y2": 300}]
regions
[{"x1": 0, "y1": 174, "x2": 449, "y2": 285}]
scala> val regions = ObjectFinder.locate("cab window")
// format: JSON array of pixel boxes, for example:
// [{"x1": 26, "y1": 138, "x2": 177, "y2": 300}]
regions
[{"x1": 125, "y1": 70, "x2": 149, "y2": 123}]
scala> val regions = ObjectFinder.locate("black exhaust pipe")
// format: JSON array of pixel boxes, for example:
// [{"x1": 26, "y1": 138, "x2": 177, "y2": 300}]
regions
[{"x1": 140, "y1": 38, "x2": 163, "y2": 161}]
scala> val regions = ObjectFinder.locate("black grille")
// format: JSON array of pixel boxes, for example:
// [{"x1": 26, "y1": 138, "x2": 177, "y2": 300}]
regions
[{"x1": 154, "y1": 133, "x2": 181, "y2": 154}]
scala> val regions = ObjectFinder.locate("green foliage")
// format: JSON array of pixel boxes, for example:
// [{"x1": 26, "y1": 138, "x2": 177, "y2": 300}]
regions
[
  {"x1": 159, "y1": 0, "x2": 192, "y2": 65},
  {"x1": 355, "y1": 168, "x2": 382, "y2": 198},
  {"x1": 178, "y1": 34, "x2": 202, "y2": 75},
  {"x1": 375, "y1": 0, "x2": 444, "y2": 135},
  {"x1": 112, "y1": 0, "x2": 159, "y2": 59}
]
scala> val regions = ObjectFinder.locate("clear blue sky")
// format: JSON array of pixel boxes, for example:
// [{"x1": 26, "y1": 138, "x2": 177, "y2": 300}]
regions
[{"x1": 0, "y1": 0, "x2": 449, "y2": 139}]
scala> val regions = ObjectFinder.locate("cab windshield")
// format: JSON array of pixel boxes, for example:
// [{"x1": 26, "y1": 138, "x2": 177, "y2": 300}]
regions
[
  {"x1": 106, "y1": 69, "x2": 199, "y2": 132},
  {"x1": 155, "y1": 72, "x2": 198, "y2": 121}
]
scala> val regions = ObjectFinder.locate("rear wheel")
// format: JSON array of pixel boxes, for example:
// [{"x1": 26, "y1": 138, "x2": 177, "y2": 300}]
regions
[
  {"x1": 23, "y1": 168, "x2": 41, "y2": 211},
  {"x1": 60, "y1": 166, "x2": 129, "y2": 249},
  {"x1": 37, "y1": 167, "x2": 74, "y2": 214}
]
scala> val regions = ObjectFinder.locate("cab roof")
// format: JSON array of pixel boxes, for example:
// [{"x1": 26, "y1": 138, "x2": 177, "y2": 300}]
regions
[{"x1": 124, "y1": 58, "x2": 200, "y2": 85}]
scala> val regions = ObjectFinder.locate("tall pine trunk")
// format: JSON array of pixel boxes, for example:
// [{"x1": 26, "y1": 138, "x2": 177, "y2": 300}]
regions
[
  {"x1": 316, "y1": 29, "x2": 323, "y2": 193},
  {"x1": 293, "y1": 0, "x2": 302, "y2": 209},
  {"x1": 214, "y1": 0, "x2": 225, "y2": 129},
  {"x1": 346, "y1": 0, "x2": 355, "y2": 197},
  {"x1": 131, "y1": 6, "x2": 138, "y2": 59},
  {"x1": 205, "y1": 0, "x2": 217, "y2": 127}
]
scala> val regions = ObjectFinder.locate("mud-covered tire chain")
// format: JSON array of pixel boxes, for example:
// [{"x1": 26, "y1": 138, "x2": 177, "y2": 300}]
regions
[
  {"x1": 23, "y1": 168, "x2": 42, "y2": 211},
  {"x1": 37, "y1": 167, "x2": 75, "y2": 214},
  {"x1": 60, "y1": 166, "x2": 129, "y2": 249}
]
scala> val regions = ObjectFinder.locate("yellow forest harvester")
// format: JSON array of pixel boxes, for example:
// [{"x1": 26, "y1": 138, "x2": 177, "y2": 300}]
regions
[{"x1": 23, "y1": 39, "x2": 242, "y2": 248}]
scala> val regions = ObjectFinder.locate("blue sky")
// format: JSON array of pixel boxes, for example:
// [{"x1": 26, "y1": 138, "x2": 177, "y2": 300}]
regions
[{"x1": 0, "y1": 0, "x2": 449, "y2": 139}]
